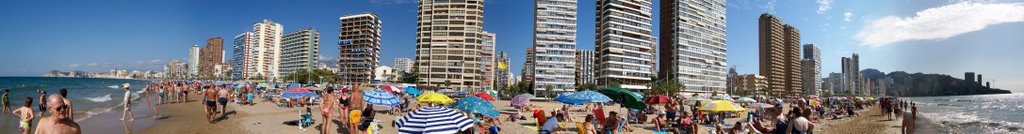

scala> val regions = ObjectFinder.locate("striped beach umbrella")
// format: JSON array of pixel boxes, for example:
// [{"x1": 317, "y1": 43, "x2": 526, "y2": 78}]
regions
[
  {"x1": 393, "y1": 106, "x2": 475, "y2": 134},
  {"x1": 381, "y1": 85, "x2": 403, "y2": 92},
  {"x1": 511, "y1": 94, "x2": 533, "y2": 107},
  {"x1": 363, "y1": 89, "x2": 403, "y2": 107}
]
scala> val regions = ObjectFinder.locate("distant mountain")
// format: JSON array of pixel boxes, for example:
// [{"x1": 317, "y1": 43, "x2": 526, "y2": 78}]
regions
[
  {"x1": 860, "y1": 68, "x2": 886, "y2": 80},
  {"x1": 886, "y1": 71, "x2": 1011, "y2": 96}
]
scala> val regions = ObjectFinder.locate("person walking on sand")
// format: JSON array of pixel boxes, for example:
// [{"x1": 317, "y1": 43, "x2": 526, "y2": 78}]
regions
[
  {"x1": 13, "y1": 97, "x2": 34, "y2": 134},
  {"x1": 2, "y1": 89, "x2": 9, "y2": 113},
  {"x1": 203, "y1": 85, "x2": 218, "y2": 123},
  {"x1": 35, "y1": 95, "x2": 81, "y2": 134},
  {"x1": 59, "y1": 88, "x2": 74, "y2": 120},
  {"x1": 120, "y1": 87, "x2": 134, "y2": 121},
  {"x1": 218, "y1": 86, "x2": 229, "y2": 116},
  {"x1": 319, "y1": 88, "x2": 335, "y2": 134}
]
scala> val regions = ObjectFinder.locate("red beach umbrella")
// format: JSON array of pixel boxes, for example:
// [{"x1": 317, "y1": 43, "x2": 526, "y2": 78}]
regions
[
  {"x1": 644, "y1": 95, "x2": 672, "y2": 104},
  {"x1": 473, "y1": 92, "x2": 496, "y2": 101}
]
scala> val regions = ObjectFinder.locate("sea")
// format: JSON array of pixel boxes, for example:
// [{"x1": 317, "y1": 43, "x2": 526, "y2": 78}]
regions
[
  {"x1": 0, "y1": 77, "x2": 150, "y2": 132},
  {"x1": 907, "y1": 93, "x2": 1024, "y2": 134}
]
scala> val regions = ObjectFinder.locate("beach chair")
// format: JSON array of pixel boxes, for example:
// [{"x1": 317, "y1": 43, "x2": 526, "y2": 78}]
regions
[{"x1": 299, "y1": 110, "x2": 314, "y2": 131}]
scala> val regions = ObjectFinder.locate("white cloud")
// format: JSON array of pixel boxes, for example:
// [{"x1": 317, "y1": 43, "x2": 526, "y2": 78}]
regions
[
  {"x1": 843, "y1": 12, "x2": 854, "y2": 21},
  {"x1": 817, "y1": 0, "x2": 833, "y2": 14},
  {"x1": 68, "y1": 64, "x2": 81, "y2": 68},
  {"x1": 87, "y1": 63, "x2": 99, "y2": 67},
  {"x1": 760, "y1": 0, "x2": 777, "y2": 13},
  {"x1": 855, "y1": 2, "x2": 1024, "y2": 47}
]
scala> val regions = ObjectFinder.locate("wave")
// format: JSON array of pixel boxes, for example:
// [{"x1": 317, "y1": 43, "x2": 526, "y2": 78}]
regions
[
  {"x1": 85, "y1": 94, "x2": 112, "y2": 102},
  {"x1": 108, "y1": 85, "x2": 119, "y2": 89},
  {"x1": 920, "y1": 111, "x2": 1023, "y2": 133}
]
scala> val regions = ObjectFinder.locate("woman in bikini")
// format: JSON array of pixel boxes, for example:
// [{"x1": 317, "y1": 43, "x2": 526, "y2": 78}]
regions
[
  {"x1": 13, "y1": 97, "x2": 34, "y2": 134},
  {"x1": 319, "y1": 88, "x2": 335, "y2": 134}
]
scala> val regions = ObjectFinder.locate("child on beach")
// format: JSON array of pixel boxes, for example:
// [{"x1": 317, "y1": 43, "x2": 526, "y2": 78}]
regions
[{"x1": 13, "y1": 97, "x2": 34, "y2": 134}]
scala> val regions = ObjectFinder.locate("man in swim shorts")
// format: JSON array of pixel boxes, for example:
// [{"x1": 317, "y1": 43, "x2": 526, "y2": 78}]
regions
[
  {"x1": 218, "y1": 86, "x2": 229, "y2": 116},
  {"x1": 203, "y1": 85, "x2": 218, "y2": 123}
]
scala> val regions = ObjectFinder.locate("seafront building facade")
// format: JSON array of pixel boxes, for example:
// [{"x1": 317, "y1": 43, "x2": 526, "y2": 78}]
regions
[
  {"x1": 339, "y1": 13, "x2": 382, "y2": 85},
  {"x1": 595, "y1": 0, "x2": 657, "y2": 91},
  {"x1": 658, "y1": 0, "x2": 728, "y2": 94},
  {"x1": 189, "y1": 45, "x2": 201, "y2": 77},
  {"x1": 802, "y1": 44, "x2": 821, "y2": 96},
  {"x1": 481, "y1": 32, "x2": 497, "y2": 90},
  {"x1": 841, "y1": 53, "x2": 859, "y2": 95},
  {"x1": 279, "y1": 28, "x2": 320, "y2": 77},
  {"x1": 734, "y1": 74, "x2": 767, "y2": 96},
  {"x1": 522, "y1": 48, "x2": 536, "y2": 85},
  {"x1": 575, "y1": 49, "x2": 595, "y2": 87},
  {"x1": 495, "y1": 51, "x2": 512, "y2": 91},
  {"x1": 414, "y1": 0, "x2": 488, "y2": 90},
  {"x1": 199, "y1": 37, "x2": 224, "y2": 79},
  {"x1": 253, "y1": 19, "x2": 284, "y2": 79},
  {"x1": 231, "y1": 32, "x2": 255, "y2": 78},
  {"x1": 758, "y1": 13, "x2": 803, "y2": 97},
  {"x1": 532, "y1": 0, "x2": 578, "y2": 93},
  {"x1": 394, "y1": 58, "x2": 413, "y2": 73}
]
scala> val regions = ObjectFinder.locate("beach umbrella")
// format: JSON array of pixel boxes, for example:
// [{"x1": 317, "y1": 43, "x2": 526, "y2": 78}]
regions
[
  {"x1": 866, "y1": 97, "x2": 876, "y2": 101},
  {"x1": 711, "y1": 95, "x2": 734, "y2": 101},
  {"x1": 404, "y1": 87, "x2": 422, "y2": 96},
  {"x1": 805, "y1": 95, "x2": 819, "y2": 100},
  {"x1": 233, "y1": 83, "x2": 246, "y2": 89},
  {"x1": 393, "y1": 106, "x2": 475, "y2": 134},
  {"x1": 363, "y1": 89, "x2": 403, "y2": 107},
  {"x1": 511, "y1": 94, "x2": 533, "y2": 107},
  {"x1": 484, "y1": 89, "x2": 498, "y2": 97},
  {"x1": 280, "y1": 88, "x2": 318, "y2": 99},
  {"x1": 417, "y1": 92, "x2": 454, "y2": 104},
  {"x1": 258, "y1": 83, "x2": 271, "y2": 88},
  {"x1": 381, "y1": 86, "x2": 403, "y2": 92},
  {"x1": 807, "y1": 99, "x2": 819, "y2": 106},
  {"x1": 472, "y1": 92, "x2": 496, "y2": 101},
  {"x1": 567, "y1": 91, "x2": 612, "y2": 103},
  {"x1": 684, "y1": 97, "x2": 710, "y2": 106},
  {"x1": 554, "y1": 93, "x2": 583, "y2": 105},
  {"x1": 597, "y1": 87, "x2": 645, "y2": 109},
  {"x1": 735, "y1": 97, "x2": 757, "y2": 103},
  {"x1": 745, "y1": 103, "x2": 775, "y2": 108},
  {"x1": 644, "y1": 95, "x2": 672, "y2": 104},
  {"x1": 452, "y1": 96, "x2": 501, "y2": 117},
  {"x1": 287, "y1": 83, "x2": 303, "y2": 89},
  {"x1": 700, "y1": 100, "x2": 747, "y2": 112}
]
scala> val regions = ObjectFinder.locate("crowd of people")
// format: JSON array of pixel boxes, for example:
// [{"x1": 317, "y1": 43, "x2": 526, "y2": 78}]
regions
[{"x1": 3, "y1": 88, "x2": 81, "y2": 134}]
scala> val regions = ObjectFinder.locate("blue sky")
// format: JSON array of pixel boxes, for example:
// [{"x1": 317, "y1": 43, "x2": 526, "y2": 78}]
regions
[{"x1": 1, "y1": 0, "x2": 1022, "y2": 92}]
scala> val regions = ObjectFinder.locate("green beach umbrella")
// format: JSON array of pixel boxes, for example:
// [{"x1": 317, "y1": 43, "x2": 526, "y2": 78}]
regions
[{"x1": 598, "y1": 87, "x2": 645, "y2": 109}]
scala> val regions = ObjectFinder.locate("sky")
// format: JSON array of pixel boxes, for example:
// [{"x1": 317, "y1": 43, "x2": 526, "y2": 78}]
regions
[{"x1": 1, "y1": 0, "x2": 1022, "y2": 92}]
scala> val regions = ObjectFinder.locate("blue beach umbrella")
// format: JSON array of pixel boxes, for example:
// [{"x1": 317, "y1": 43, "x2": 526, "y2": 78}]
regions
[
  {"x1": 287, "y1": 83, "x2": 303, "y2": 89},
  {"x1": 394, "y1": 106, "x2": 475, "y2": 134},
  {"x1": 280, "y1": 88, "x2": 318, "y2": 99},
  {"x1": 453, "y1": 96, "x2": 501, "y2": 117},
  {"x1": 363, "y1": 89, "x2": 403, "y2": 107},
  {"x1": 554, "y1": 93, "x2": 584, "y2": 105},
  {"x1": 404, "y1": 87, "x2": 422, "y2": 96},
  {"x1": 568, "y1": 91, "x2": 613, "y2": 103}
]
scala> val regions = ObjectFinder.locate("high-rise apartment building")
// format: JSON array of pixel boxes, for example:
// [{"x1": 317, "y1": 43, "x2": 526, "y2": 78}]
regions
[
  {"x1": 394, "y1": 58, "x2": 413, "y2": 73},
  {"x1": 659, "y1": 0, "x2": 728, "y2": 94},
  {"x1": 733, "y1": 74, "x2": 767, "y2": 96},
  {"x1": 481, "y1": 32, "x2": 496, "y2": 90},
  {"x1": 841, "y1": 53, "x2": 859, "y2": 95},
  {"x1": 802, "y1": 44, "x2": 821, "y2": 96},
  {"x1": 758, "y1": 13, "x2": 802, "y2": 97},
  {"x1": 533, "y1": 0, "x2": 577, "y2": 93},
  {"x1": 414, "y1": 0, "x2": 487, "y2": 90},
  {"x1": 575, "y1": 49, "x2": 595, "y2": 87},
  {"x1": 522, "y1": 48, "x2": 536, "y2": 85},
  {"x1": 495, "y1": 51, "x2": 512, "y2": 91},
  {"x1": 595, "y1": 0, "x2": 656, "y2": 91},
  {"x1": 189, "y1": 45, "x2": 201, "y2": 77},
  {"x1": 279, "y1": 28, "x2": 320, "y2": 78},
  {"x1": 231, "y1": 32, "x2": 255, "y2": 78},
  {"x1": 339, "y1": 13, "x2": 382, "y2": 85},
  {"x1": 199, "y1": 37, "x2": 224, "y2": 79},
  {"x1": 253, "y1": 19, "x2": 284, "y2": 78}
]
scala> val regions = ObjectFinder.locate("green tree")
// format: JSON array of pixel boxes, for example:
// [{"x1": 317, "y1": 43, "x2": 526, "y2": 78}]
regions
[
  {"x1": 578, "y1": 83, "x2": 598, "y2": 91},
  {"x1": 607, "y1": 82, "x2": 622, "y2": 88},
  {"x1": 444, "y1": 80, "x2": 453, "y2": 89},
  {"x1": 544, "y1": 85, "x2": 553, "y2": 99},
  {"x1": 400, "y1": 71, "x2": 420, "y2": 84},
  {"x1": 647, "y1": 80, "x2": 683, "y2": 95},
  {"x1": 282, "y1": 69, "x2": 340, "y2": 84},
  {"x1": 711, "y1": 90, "x2": 719, "y2": 97}
]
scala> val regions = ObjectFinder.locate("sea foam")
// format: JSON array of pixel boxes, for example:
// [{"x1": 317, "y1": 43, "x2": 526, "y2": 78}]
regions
[{"x1": 85, "y1": 94, "x2": 112, "y2": 102}]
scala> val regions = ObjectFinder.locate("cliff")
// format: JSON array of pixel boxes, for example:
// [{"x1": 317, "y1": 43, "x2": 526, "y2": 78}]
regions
[{"x1": 886, "y1": 71, "x2": 1012, "y2": 96}]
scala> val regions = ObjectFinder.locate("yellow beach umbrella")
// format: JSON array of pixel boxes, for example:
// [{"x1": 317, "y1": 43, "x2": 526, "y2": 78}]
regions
[
  {"x1": 808, "y1": 99, "x2": 819, "y2": 106},
  {"x1": 417, "y1": 92, "x2": 454, "y2": 104},
  {"x1": 866, "y1": 97, "x2": 876, "y2": 101},
  {"x1": 699, "y1": 100, "x2": 747, "y2": 112}
]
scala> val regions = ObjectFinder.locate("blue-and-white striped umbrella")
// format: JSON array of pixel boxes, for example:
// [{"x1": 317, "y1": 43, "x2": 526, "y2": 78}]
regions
[
  {"x1": 394, "y1": 106, "x2": 475, "y2": 134},
  {"x1": 363, "y1": 89, "x2": 403, "y2": 107},
  {"x1": 568, "y1": 91, "x2": 613, "y2": 103}
]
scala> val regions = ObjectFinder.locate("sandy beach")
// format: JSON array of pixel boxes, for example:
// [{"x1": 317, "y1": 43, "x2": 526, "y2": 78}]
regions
[{"x1": 70, "y1": 94, "x2": 914, "y2": 134}]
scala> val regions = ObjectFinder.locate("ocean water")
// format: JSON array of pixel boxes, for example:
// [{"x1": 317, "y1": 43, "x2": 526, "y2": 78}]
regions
[
  {"x1": 0, "y1": 77, "x2": 150, "y2": 131},
  {"x1": 907, "y1": 93, "x2": 1024, "y2": 134}
]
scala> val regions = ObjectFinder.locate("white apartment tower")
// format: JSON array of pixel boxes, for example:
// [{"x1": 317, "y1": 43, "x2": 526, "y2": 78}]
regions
[
  {"x1": 339, "y1": 13, "x2": 382, "y2": 85},
  {"x1": 482, "y1": 32, "x2": 497, "y2": 90},
  {"x1": 533, "y1": 0, "x2": 578, "y2": 93},
  {"x1": 394, "y1": 58, "x2": 413, "y2": 73},
  {"x1": 253, "y1": 19, "x2": 284, "y2": 78},
  {"x1": 595, "y1": 0, "x2": 657, "y2": 91},
  {"x1": 279, "y1": 28, "x2": 320, "y2": 77},
  {"x1": 658, "y1": 0, "x2": 728, "y2": 93},
  {"x1": 414, "y1": 0, "x2": 487, "y2": 90},
  {"x1": 189, "y1": 45, "x2": 201, "y2": 77}
]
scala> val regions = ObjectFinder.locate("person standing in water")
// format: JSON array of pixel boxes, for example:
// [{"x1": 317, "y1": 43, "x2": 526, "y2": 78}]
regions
[
  {"x1": 120, "y1": 87, "x2": 134, "y2": 121},
  {"x1": 13, "y1": 97, "x2": 34, "y2": 134},
  {"x1": 39, "y1": 90, "x2": 47, "y2": 115},
  {"x1": 59, "y1": 88, "x2": 74, "y2": 120},
  {"x1": 35, "y1": 95, "x2": 81, "y2": 134},
  {"x1": 2, "y1": 89, "x2": 9, "y2": 112}
]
